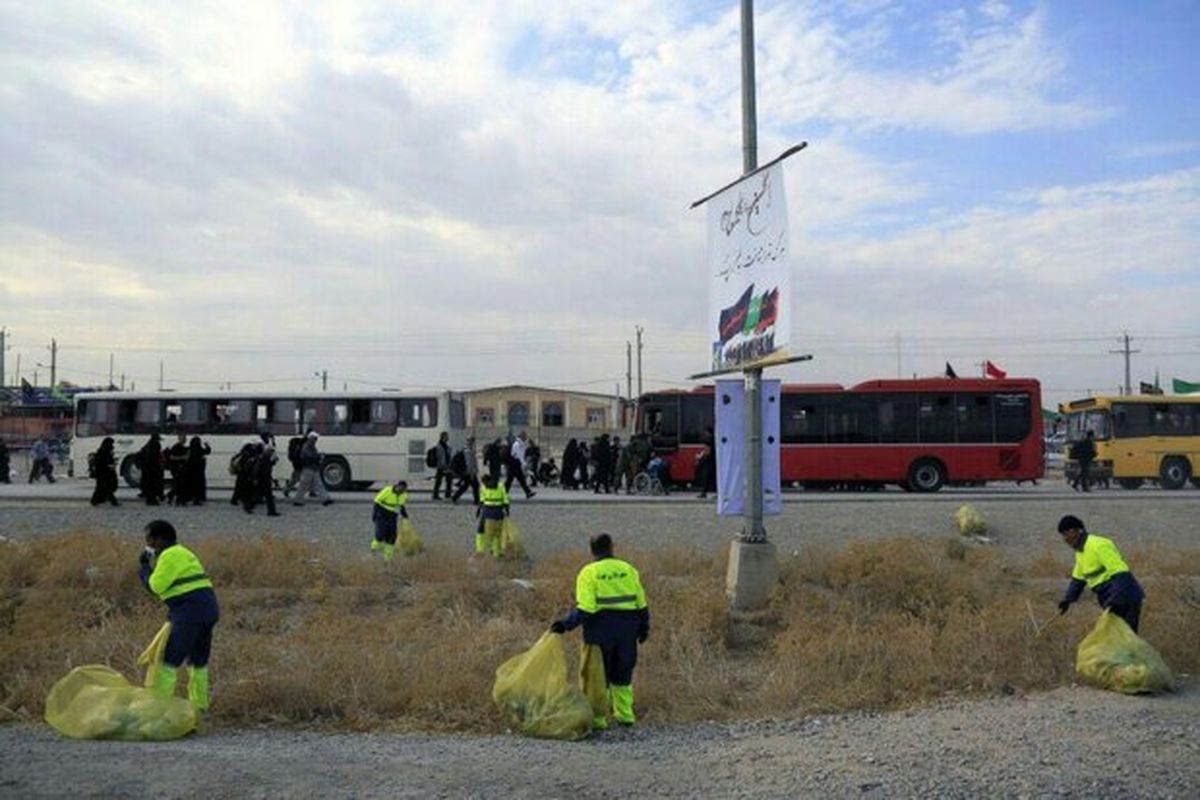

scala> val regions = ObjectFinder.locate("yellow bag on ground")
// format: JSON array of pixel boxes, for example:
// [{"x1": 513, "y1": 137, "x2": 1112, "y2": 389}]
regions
[
  {"x1": 499, "y1": 517, "x2": 527, "y2": 560},
  {"x1": 492, "y1": 633, "x2": 592, "y2": 740},
  {"x1": 397, "y1": 518, "x2": 424, "y2": 556},
  {"x1": 45, "y1": 665, "x2": 197, "y2": 740},
  {"x1": 954, "y1": 504, "x2": 987, "y2": 537},
  {"x1": 137, "y1": 622, "x2": 172, "y2": 689},
  {"x1": 580, "y1": 643, "x2": 608, "y2": 720},
  {"x1": 1076, "y1": 611, "x2": 1175, "y2": 694}
]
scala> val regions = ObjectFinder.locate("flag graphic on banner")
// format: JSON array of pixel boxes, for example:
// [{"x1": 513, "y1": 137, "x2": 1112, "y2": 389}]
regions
[
  {"x1": 985, "y1": 360, "x2": 1007, "y2": 379},
  {"x1": 944, "y1": 362, "x2": 958, "y2": 379},
  {"x1": 1174, "y1": 378, "x2": 1200, "y2": 394}
]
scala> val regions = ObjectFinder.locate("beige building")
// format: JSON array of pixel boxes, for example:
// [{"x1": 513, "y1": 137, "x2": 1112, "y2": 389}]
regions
[{"x1": 462, "y1": 385, "x2": 631, "y2": 456}]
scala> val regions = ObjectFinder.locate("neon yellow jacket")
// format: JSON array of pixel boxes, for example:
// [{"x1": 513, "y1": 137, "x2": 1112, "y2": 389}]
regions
[
  {"x1": 575, "y1": 557, "x2": 648, "y2": 613},
  {"x1": 1072, "y1": 534, "x2": 1131, "y2": 589},
  {"x1": 147, "y1": 544, "x2": 213, "y2": 602},
  {"x1": 374, "y1": 486, "x2": 408, "y2": 515},
  {"x1": 481, "y1": 484, "x2": 509, "y2": 507}
]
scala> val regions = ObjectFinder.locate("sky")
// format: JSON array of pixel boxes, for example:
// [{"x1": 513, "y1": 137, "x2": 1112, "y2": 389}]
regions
[{"x1": 0, "y1": 0, "x2": 1197, "y2": 409}]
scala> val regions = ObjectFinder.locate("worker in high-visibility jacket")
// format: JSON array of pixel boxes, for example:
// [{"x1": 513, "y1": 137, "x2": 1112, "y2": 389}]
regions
[
  {"x1": 138, "y1": 519, "x2": 220, "y2": 712},
  {"x1": 1057, "y1": 514, "x2": 1145, "y2": 632},
  {"x1": 475, "y1": 473, "x2": 509, "y2": 557},
  {"x1": 371, "y1": 480, "x2": 409, "y2": 561},
  {"x1": 551, "y1": 533, "x2": 649, "y2": 729}
]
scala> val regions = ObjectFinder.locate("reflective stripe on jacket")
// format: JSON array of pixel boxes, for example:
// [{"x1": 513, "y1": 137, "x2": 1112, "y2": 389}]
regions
[
  {"x1": 147, "y1": 544, "x2": 213, "y2": 602},
  {"x1": 481, "y1": 484, "x2": 509, "y2": 507},
  {"x1": 575, "y1": 557, "x2": 647, "y2": 614}
]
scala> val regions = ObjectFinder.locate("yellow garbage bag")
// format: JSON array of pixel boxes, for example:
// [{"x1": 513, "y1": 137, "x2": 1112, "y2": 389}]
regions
[
  {"x1": 492, "y1": 632, "x2": 592, "y2": 740},
  {"x1": 1076, "y1": 611, "x2": 1175, "y2": 694},
  {"x1": 954, "y1": 504, "x2": 987, "y2": 537},
  {"x1": 398, "y1": 519, "x2": 424, "y2": 556},
  {"x1": 499, "y1": 517, "x2": 527, "y2": 560},
  {"x1": 137, "y1": 622, "x2": 172, "y2": 688},
  {"x1": 45, "y1": 665, "x2": 197, "y2": 741},
  {"x1": 580, "y1": 643, "x2": 609, "y2": 722}
]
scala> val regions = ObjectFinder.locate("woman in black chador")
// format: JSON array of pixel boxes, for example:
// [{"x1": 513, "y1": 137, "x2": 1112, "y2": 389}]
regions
[
  {"x1": 185, "y1": 436, "x2": 212, "y2": 505},
  {"x1": 89, "y1": 437, "x2": 120, "y2": 506},
  {"x1": 139, "y1": 433, "x2": 165, "y2": 506}
]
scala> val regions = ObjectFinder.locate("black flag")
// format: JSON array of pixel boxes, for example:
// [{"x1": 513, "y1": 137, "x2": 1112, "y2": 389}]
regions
[{"x1": 944, "y1": 362, "x2": 958, "y2": 379}]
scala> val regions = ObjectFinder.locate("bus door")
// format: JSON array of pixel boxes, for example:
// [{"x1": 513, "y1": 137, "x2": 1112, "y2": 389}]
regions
[{"x1": 640, "y1": 395, "x2": 681, "y2": 453}]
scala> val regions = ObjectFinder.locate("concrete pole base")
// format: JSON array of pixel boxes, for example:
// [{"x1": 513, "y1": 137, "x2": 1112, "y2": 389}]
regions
[{"x1": 726, "y1": 538, "x2": 778, "y2": 611}]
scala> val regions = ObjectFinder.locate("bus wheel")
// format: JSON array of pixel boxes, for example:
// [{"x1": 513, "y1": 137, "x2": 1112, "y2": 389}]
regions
[
  {"x1": 321, "y1": 457, "x2": 352, "y2": 492},
  {"x1": 120, "y1": 456, "x2": 142, "y2": 489},
  {"x1": 1158, "y1": 457, "x2": 1191, "y2": 490},
  {"x1": 906, "y1": 459, "x2": 946, "y2": 493},
  {"x1": 1116, "y1": 478, "x2": 1143, "y2": 491}
]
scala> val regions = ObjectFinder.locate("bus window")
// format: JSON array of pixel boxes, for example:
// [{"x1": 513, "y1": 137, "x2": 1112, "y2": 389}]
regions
[
  {"x1": 302, "y1": 400, "x2": 348, "y2": 436},
  {"x1": 828, "y1": 397, "x2": 878, "y2": 444},
  {"x1": 995, "y1": 393, "x2": 1033, "y2": 442},
  {"x1": 918, "y1": 394, "x2": 956, "y2": 443},
  {"x1": 955, "y1": 393, "x2": 994, "y2": 443},
  {"x1": 77, "y1": 399, "x2": 119, "y2": 437},
  {"x1": 212, "y1": 401, "x2": 252, "y2": 434},
  {"x1": 175, "y1": 400, "x2": 208, "y2": 433},
  {"x1": 449, "y1": 398, "x2": 466, "y2": 429},
  {"x1": 350, "y1": 399, "x2": 397, "y2": 436},
  {"x1": 398, "y1": 398, "x2": 437, "y2": 428},
  {"x1": 254, "y1": 401, "x2": 273, "y2": 434},
  {"x1": 135, "y1": 400, "x2": 163, "y2": 434},
  {"x1": 781, "y1": 395, "x2": 825, "y2": 444},
  {"x1": 1151, "y1": 403, "x2": 1194, "y2": 436},
  {"x1": 878, "y1": 394, "x2": 917, "y2": 443},
  {"x1": 118, "y1": 400, "x2": 137, "y2": 433},
  {"x1": 680, "y1": 395, "x2": 714, "y2": 445},
  {"x1": 1111, "y1": 404, "x2": 1151, "y2": 438},
  {"x1": 269, "y1": 400, "x2": 301, "y2": 436},
  {"x1": 641, "y1": 399, "x2": 678, "y2": 450}
]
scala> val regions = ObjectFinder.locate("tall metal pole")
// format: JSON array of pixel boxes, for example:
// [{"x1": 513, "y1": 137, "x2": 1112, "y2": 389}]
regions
[
  {"x1": 158, "y1": 360, "x2": 164, "y2": 391},
  {"x1": 626, "y1": 341, "x2": 633, "y2": 402},
  {"x1": 741, "y1": 0, "x2": 766, "y2": 543},
  {"x1": 108, "y1": 353, "x2": 114, "y2": 388},
  {"x1": 636, "y1": 327, "x2": 644, "y2": 399},
  {"x1": 0, "y1": 327, "x2": 6, "y2": 388},
  {"x1": 1109, "y1": 332, "x2": 1139, "y2": 396},
  {"x1": 49, "y1": 338, "x2": 57, "y2": 389}
]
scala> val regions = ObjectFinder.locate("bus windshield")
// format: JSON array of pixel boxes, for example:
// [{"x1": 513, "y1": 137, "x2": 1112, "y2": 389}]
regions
[{"x1": 1065, "y1": 409, "x2": 1111, "y2": 442}]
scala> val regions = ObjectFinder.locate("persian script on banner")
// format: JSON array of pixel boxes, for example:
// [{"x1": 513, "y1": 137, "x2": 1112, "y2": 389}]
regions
[{"x1": 707, "y1": 162, "x2": 791, "y2": 371}]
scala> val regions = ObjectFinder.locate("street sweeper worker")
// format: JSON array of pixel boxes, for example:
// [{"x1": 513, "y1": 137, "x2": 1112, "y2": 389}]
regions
[
  {"x1": 1056, "y1": 514, "x2": 1145, "y2": 632},
  {"x1": 550, "y1": 533, "x2": 649, "y2": 729},
  {"x1": 139, "y1": 519, "x2": 220, "y2": 712},
  {"x1": 371, "y1": 480, "x2": 409, "y2": 561}
]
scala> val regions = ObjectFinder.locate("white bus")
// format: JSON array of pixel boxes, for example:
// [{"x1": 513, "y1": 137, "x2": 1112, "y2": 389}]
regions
[{"x1": 71, "y1": 390, "x2": 466, "y2": 491}]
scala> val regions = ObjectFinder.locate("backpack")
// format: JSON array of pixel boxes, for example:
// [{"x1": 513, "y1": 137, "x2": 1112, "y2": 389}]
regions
[
  {"x1": 228, "y1": 453, "x2": 242, "y2": 475},
  {"x1": 425, "y1": 446, "x2": 438, "y2": 468},
  {"x1": 450, "y1": 450, "x2": 466, "y2": 477},
  {"x1": 483, "y1": 442, "x2": 499, "y2": 465},
  {"x1": 86, "y1": 452, "x2": 97, "y2": 479},
  {"x1": 287, "y1": 437, "x2": 303, "y2": 465}
]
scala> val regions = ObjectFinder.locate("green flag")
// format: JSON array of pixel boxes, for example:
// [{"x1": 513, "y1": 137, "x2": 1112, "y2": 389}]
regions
[{"x1": 1173, "y1": 378, "x2": 1200, "y2": 394}]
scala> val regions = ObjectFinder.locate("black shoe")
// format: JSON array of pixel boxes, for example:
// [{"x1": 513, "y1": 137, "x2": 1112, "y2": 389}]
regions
[
  {"x1": 322, "y1": 499, "x2": 334, "y2": 506},
  {"x1": 527, "y1": 491, "x2": 536, "y2": 499},
  {"x1": 268, "y1": 511, "x2": 281, "y2": 517}
]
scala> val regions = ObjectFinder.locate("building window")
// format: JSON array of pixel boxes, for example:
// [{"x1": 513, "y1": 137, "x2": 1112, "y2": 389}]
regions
[
  {"x1": 508, "y1": 402, "x2": 530, "y2": 427},
  {"x1": 476, "y1": 407, "x2": 494, "y2": 425},
  {"x1": 586, "y1": 407, "x2": 606, "y2": 428},
  {"x1": 542, "y1": 402, "x2": 564, "y2": 427}
]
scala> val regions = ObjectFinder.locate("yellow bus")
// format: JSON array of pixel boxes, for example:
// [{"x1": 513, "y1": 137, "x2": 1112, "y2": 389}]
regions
[{"x1": 1059, "y1": 395, "x2": 1200, "y2": 490}]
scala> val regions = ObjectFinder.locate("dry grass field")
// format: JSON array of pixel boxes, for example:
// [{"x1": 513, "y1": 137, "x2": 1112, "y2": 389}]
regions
[{"x1": 1, "y1": 530, "x2": 1197, "y2": 732}]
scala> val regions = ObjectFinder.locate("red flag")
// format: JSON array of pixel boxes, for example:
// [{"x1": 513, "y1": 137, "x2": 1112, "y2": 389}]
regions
[{"x1": 985, "y1": 360, "x2": 1007, "y2": 379}]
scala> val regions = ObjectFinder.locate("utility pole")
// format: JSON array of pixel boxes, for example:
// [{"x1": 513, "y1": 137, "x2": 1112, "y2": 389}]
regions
[
  {"x1": 49, "y1": 338, "x2": 57, "y2": 389},
  {"x1": 1109, "y1": 332, "x2": 1139, "y2": 396},
  {"x1": 895, "y1": 332, "x2": 901, "y2": 379},
  {"x1": 0, "y1": 327, "x2": 7, "y2": 388},
  {"x1": 121, "y1": 373, "x2": 126, "y2": 391},
  {"x1": 626, "y1": 341, "x2": 633, "y2": 402},
  {"x1": 108, "y1": 353, "x2": 114, "y2": 389},
  {"x1": 741, "y1": 0, "x2": 765, "y2": 547},
  {"x1": 316, "y1": 370, "x2": 328, "y2": 391},
  {"x1": 158, "y1": 360, "x2": 164, "y2": 391},
  {"x1": 635, "y1": 327, "x2": 644, "y2": 399}
]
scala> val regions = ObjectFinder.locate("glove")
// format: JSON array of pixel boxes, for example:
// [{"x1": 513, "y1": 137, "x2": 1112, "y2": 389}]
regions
[
  {"x1": 638, "y1": 630, "x2": 649, "y2": 644},
  {"x1": 549, "y1": 621, "x2": 566, "y2": 634},
  {"x1": 1057, "y1": 601, "x2": 1070, "y2": 615},
  {"x1": 138, "y1": 550, "x2": 151, "y2": 568}
]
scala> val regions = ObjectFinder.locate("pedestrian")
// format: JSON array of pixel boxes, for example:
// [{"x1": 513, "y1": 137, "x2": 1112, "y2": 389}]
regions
[
  {"x1": 505, "y1": 431, "x2": 536, "y2": 499},
  {"x1": 561, "y1": 439, "x2": 579, "y2": 489},
  {"x1": 1056, "y1": 514, "x2": 1145, "y2": 632},
  {"x1": 292, "y1": 431, "x2": 333, "y2": 507},
  {"x1": 230, "y1": 440, "x2": 258, "y2": 507},
  {"x1": 550, "y1": 533, "x2": 650, "y2": 730},
  {"x1": 139, "y1": 520, "x2": 219, "y2": 713},
  {"x1": 244, "y1": 441, "x2": 280, "y2": 516},
  {"x1": 283, "y1": 434, "x2": 305, "y2": 497},
  {"x1": 609, "y1": 436, "x2": 622, "y2": 489},
  {"x1": 475, "y1": 473, "x2": 509, "y2": 558},
  {"x1": 165, "y1": 433, "x2": 189, "y2": 505},
  {"x1": 482, "y1": 438, "x2": 503, "y2": 483},
  {"x1": 1072, "y1": 430, "x2": 1097, "y2": 492},
  {"x1": 432, "y1": 431, "x2": 454, "y2": 501},
  {"x1": 592, "y1": 433, "x2": 612, "y2": 494},
  {"x1": 451, "y1": 436, "x2": 481, "y2": 505},
  {"x1": 371, "y1": 480, "x2": 409, "y2": 562},
  {"x1": 28, "y1": 437, "x2": 56, "y2": 483},
  {"x1": 0, "y1": 439, "x2": 11, "y2": 483},
  {"x1": 185, "y1": 437, "x2": 211, "y2": 505},
  {"x1": 88, "y1": 436, "x2": 120, "y2": 506},
  {"x1": 694, "y1": 441, "x2": 716, "y2": 499},
  {"x1": 138, "y1": 433, "x2": 164, "y2": 505},
  {"x1": 526, "y1": 439, "x2": 542, "y2": 487},
  {"x1": 577, "y1": 441, "x2": 590, "y2": 489}
]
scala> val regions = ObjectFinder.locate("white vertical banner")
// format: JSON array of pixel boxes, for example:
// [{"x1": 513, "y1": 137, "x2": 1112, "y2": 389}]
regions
[
  {"x1": 715, "y1": 378, "x2": 781, "y2": 517},
  {"x1": 707, "y1": 162, "x2": 791, "y2": 371}
]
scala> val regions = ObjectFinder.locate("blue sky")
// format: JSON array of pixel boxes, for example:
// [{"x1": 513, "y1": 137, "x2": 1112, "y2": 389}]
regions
[{"x1": 0, "y1": 1, "x2": 1196, "y2": 406}]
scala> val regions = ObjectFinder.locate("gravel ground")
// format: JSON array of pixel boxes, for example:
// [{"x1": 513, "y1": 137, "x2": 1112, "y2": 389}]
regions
[
  {"x1": 1, "y1": 682, "x2": 1196, "y2": 798},
  {"x1": 2, "y1": 486, "x2": 1198, "y2": 560}
]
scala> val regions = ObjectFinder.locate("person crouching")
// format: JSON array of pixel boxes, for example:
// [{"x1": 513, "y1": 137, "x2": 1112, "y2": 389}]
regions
[{"x1": 371, "y1": 480, "x2": 409, "y2": 562}]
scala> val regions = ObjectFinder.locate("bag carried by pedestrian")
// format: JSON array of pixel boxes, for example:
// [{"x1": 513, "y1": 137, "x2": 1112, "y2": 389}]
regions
[
  {"x1": 1075, "y1": 611, "x2": 1175, "y2": 694},
  {"x1": 397, "y1": 518, "x2": 424, "y2": 556},
  {"x1": 44, "y1": 623, "x2": 197, "y2": 741},
  {"x1": 499, "y1": 517, "x2": 526, "y2": 560},
  {"x1": 492, "y1": 632, "x2": 593, "y2": 740}
]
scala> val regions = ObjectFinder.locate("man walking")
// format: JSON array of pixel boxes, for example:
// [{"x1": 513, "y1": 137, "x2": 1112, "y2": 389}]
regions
[
  {"x1": 292, "y1": 431, "x2": 332, "y2": 507},
  {"x1": 139, "y1": 520, "x2": 219, "y2": 713},
  {"x1": 592, "y1": 433, "x2": 612, "y2": 494},
  {"x1": 451, "y1": 436, "x2": 480, "y2": 504},
  {"x1": 28, "y1": 437, "x2": 56, "y2": 483},
  {"x1": 244, "y1": 441, "x2": 280, "y2": 516},
  {"x1": 505, "y1": 431, "x2": 535, "y2": 499},
  {"x1": 551, "y1": 534, "x2": 650, "y2": 730},
  {"x1": 432, "y1": 431, "x2": 453, "y2": 501},
  {"x1": 1072, "y1": 430, "x2": 1097, "y2": 492},
  {"x1": 1056, "y1": 514, "x2": 1145, "y2": 632}
]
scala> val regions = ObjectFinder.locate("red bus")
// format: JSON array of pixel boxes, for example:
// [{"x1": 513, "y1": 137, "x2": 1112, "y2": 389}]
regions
[{"x1": 637, "y1": 377, "x2": 1044, "y2": 492}]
